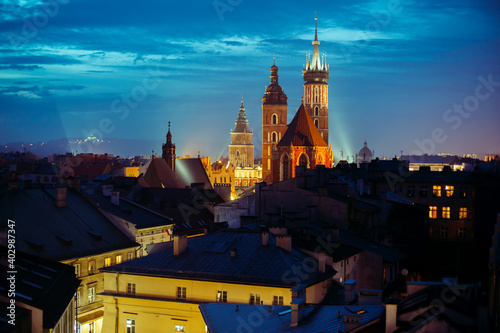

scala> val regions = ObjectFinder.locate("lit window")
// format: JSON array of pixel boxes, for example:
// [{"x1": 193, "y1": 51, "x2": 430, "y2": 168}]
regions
[
  {"x1": 442, "y1": 207, "x2": 450, "y2": 219},
  {"x1": 127, "y1": 253, "x2": 133, "y2": 261},
  {"x1": 74, "y1": 264, "x2": 81, "y2": 277},
  {"x1": 407, "y1": 185, "x2": 415, "y2": 197},
  {"x1": 116, "y1": 255, "x2": 122, "y2": 264},
  {"x1": 429, "y1": 206, "x2": 437, "y2": 219},
  {"x1": 433, "y1": 185, "x2": 441, "y2": 197},
  {"x1": 104, "y1": 257, "x2": 111, "y2": 267},
  {"x1": 459, "y1": 207, "x2": 467, "y2": 219},
  {"x1": 127, "y1": 283, "x2": 136, "y2": 295},
  {"x1": 88, "y1": 260, "x2": 96, "y2": 275},
  {"x1": 458, "y1": 228, "x2": 466, "y2": 240},
  {"x1": 250, "y1": 293, "x2": 261, "y2": 305},
  {"x1": 217, "y1": 291, "x2": 227, "y2": 303},
  {"x1": 419, "y1": 185, "x2": 428, "y2": 197},
  {"x1": 88, "y1": 287, "x2": 95, "y2": 304},
  {"x1": 440, "y1": 227, "x2": 448, "y2": 238},
  {"x1": 445, "y1": 185, "x2": 454, "y2": 197},
  {"x1": 126, "y1": 319, "x2": 136, "y2": 333},
  {"x1": 459, "y1": 186, "x2": 467, "y2": 198},
  {"x1": 76, "y1": 290, "x2": 81, "y2": 307},
  {"x1": 273, "y1": 296, "x2": 283, "y2": 305},
  {"x1": 177, "y1": 287, "x2": 186, "y2": 299},
  {"x1": 175, "y1": 325, "x2": 185, "y2": 332}
]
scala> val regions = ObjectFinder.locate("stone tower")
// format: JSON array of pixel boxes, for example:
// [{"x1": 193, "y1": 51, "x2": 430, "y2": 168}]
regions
[
  {"x1": 229, "y1": 97, "x2": 254, "y2": 168},
  {"x1": 262, "y1": 59, "x2": 288, "y2": 181},
  {"x1": 162, "y1": 121, "x2": 176, "y2": 170},
  {"x1": 303, "y1": 17, "x2": 329, "y2": 143}
]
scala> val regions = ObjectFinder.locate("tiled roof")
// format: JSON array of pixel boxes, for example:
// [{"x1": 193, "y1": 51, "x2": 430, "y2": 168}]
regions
[
  {"x1": 0, "y1": 188, "x2": 138, "y2": 261},
  {"x1": 101, "y1": 230, "x2": 336, "y2": 287},
  {"x1": 278, "y1": 104, "x2": 327, "y2": 147},
  {"x1": 33, "y1": 164, "x2": 58, "y2": 175},
  {"x1": 199, "y1": 303, "x2": 385, "y2": 333},
  {"x1": 0, "y1": 248, "x2": 81, "y2": 329},
  {"x1": 142, "y1": 158, "x2": 183, "y2": 188}
]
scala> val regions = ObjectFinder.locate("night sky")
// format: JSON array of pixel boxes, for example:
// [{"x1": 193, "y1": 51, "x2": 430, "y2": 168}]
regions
[{"x1": 1, "y1": 0, "x2": 499, "y2": 160}]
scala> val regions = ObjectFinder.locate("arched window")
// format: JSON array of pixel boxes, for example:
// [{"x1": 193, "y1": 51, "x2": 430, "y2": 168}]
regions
[
  {"x1": 272, "y1": 114, "x2": 278, "y2": 124},
  {"x1": 281, "y1": 153, "x2": 290, "y2": 181},
  {"x1": 272, "y1": 132, "x2": 277, "y2": 143},
  {"x1": 315, "y1": 87, "x2": 319, "y2": 103},
  {"x1": 314, "y1": 119, "x2": 319, "y2": 128},
  {"x1": 314, "y1": 106, "x2": 319, "y2": 116},
  {"x1": 317, "y1": 153, "x2": 324, "y2": 165},
  {"x1": 299, "y1": 153, "x2": 308, "y2": 168},
  {"x1": 236, "y1": 150, "x2": 240, "y2": 156}
]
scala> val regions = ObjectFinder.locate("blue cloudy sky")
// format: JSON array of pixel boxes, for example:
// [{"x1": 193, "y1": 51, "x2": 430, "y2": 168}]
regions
[{"x1": 0, "y1": 0, "x2": 499, "y2": 160}]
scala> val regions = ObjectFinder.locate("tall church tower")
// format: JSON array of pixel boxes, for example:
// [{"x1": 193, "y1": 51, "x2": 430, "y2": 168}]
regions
[
  {"x1": 229, "y1": 97, "x2": 254, "y2": 167},
  {"x1": 303, "y1": 17, "x2": 329, "y2": 144},
  {"x1": 162, "y1": 121, "x2": 176, "y2": 170},
  {"x1": 262, "y1": 59, "x2": 288, "y2": 181}
]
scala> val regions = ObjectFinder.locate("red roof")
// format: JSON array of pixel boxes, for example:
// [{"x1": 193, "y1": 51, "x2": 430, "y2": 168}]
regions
[{"x1": 277, "y1": 103, "x2": 327, "y2": 147}]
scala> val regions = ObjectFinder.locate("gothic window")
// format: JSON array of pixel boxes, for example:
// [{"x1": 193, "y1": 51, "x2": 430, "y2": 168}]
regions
[
  {"x1": 299, "y1": 153, "x2": 308, "y2": 168},
  {"x1": 281, "y1": 153, "x2": 290, "y2": 181},
  {"x1": 314, "y1": 106, "x2": 319, "y2": 116},
  {"x1": 272, "y1": 132, "x2": 277, "y2": 143},
  {"x1": 236, "y1": 150, "x2": 240, "y2": 156},
  {"x1": 314, "y1": 119, "x2": 319, "y2": 128},
  {"x1": 272, "y1": 114, "x2": 278, "y2": 124},
  {"x1": 315, "y1": 87, "x2": 319, "y2": 103},
  {"x1": 317, "y1": 153, "x2": 324, "y2": 165}
]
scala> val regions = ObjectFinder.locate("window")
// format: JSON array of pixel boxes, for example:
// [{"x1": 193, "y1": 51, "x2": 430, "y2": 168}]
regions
[
  {"x1": 459, "y1": 186, "x2": 467, "y2": 198},
  {"x1": 126, "y1": 319, "x2": 136, "y2": 333},
  {"x1": 74, "y1": 264, "x2": 81, "y2": 277},
  {"x1": 88, "y1": 287, "x2": 95, "y2": 304},
  {"x1": 89, "y1": 322, "x2": 95, "y2": 333},
  {"x1": 420, "y1": 185, "x2": 428, "y2": 197},
  {"x1": 272, "y1": 114, "x2": 278, "y2": 124},
  {"x1": 244, "y1": 181, "x2": 247, "y2": 186},
  {"x1": 299, "y1": 153, "x2": 308, "y2": 168},
  {"x1": 250, "y1": 293, "x2": 261, "y2": 305},
  {"x1": 445, "y1": 185, "x2": 454, "y2": 197},
  {"x1": 429, "y1": 206, "x2": 437, "y2": 219},
  {"x1": 104, "y1": 257, "x2": 111, "y2": 267},
  {"x1": 440, "y1": 227, "x2": 448, "y2": 239},
  {"x1": 76, "y1": 290, "x2": 81, "y2": 307},
  {"x1": 442, "y1": 207, "x2": 450, "y2": 219},
  {"x1": 433, "y1": 185, "x2": 441, "y2": 197},
  {"x1": 177, "y1": 287, "x2": 186, "y2": 299},
  {"x1": 458, "y1": 228, "x2": 466, "y2": 240},
  {"x1": 116, "y1": 255, "x2": 122, "y2": 264},
  {"x1": 88, "y1": 260, "x2": 96, "y2": 275},
  {"x1": 273, "y1": 296, "x2": 283, "y2": 305},
  {"x1": 217, "y1": 291, "x2": 227, "y2": 303},
  {"x1": 459, "y1": 207, "x2": 468, "y2": 219},
  {"x1": 314, "y1": 106, "x2": 319, "y2": 116},
  {"x1": 314, "y1": 119, "x2": 319, "y2": 128},
  {"x1": 272, "y1": 132, "x2": 277, "y2": 143},
  {"x1": 407, "y1": 185, "x2": 415, "y2": 197},
  {"x1": 174, "y1": 325, "x2": 185, "y2": 332},
  {"x1": 127, "y1": 253, "x2": 133, "y2": 261},
  {"x1": 127, "y1": 283, "x2": 136, "y2": 295}
]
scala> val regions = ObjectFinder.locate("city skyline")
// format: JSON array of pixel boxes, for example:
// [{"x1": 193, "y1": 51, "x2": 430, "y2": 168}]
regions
[{"x1": 1, "y1": 0, "x2": 499, "y2": 160}]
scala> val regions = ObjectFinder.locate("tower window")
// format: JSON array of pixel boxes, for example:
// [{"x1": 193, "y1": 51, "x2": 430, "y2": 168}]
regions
[
  {"x1": 315, "y1": 87, "x2": 319, "y2": 103},
  {"x1": 272, "y1": 132, "x2": 277, "y2": 143},
  {"x1": 314, "y1": 119, "x2": 319, "y2": 129},
  {"x1": 272, "y1": 114, "x2": 278, "y2": 124},
  {"x1": 314, "y1": 106, "x2": 319, "y2": 116}
]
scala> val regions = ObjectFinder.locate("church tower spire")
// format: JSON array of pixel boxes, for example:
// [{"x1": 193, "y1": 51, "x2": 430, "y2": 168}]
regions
[
  {"x1": 229, "y1": 97, "x2": 254, "y2": 168},
  {"x1": 303, "y1": 16, "x2": 330, "y2": 144},
  {"x1": 162, "y1": 121, "x2": 176, "y2": 170}
]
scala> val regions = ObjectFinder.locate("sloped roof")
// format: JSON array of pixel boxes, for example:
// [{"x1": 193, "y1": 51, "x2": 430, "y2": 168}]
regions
[
  {"x1": 175, "y1": 158, "x2": 213, "y2": 189},
  {"x1": 101, "y1": 230, "x2": 336, "y2": 287},
  {"x1": 278, "y1": 104, "x2": 327, "y2": 147},
  {"x1": 0, "y1": 248, "x2": 81, "y2": 329},
  {"x1": 199, "y1": 303, "x2": 385, "y2": 333},
  {"x1": 142, "y1": 158, "x2": 183, "y2": 188},
  {"x1": 0, "y1": 188, "x2": 138, "y2": 261},
  {"x1": 33, "y1": 164, "x2": 58, "y2": 175}
]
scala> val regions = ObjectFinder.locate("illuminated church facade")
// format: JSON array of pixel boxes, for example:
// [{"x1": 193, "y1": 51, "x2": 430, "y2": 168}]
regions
[{"x1": 263, "y1": 18, "x2": 333, "y2": 183}]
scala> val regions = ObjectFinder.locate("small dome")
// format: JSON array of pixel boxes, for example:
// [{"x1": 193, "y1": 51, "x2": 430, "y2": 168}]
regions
[{"x1": 358, "y1": 141, "x2": 373, "y2": 162}]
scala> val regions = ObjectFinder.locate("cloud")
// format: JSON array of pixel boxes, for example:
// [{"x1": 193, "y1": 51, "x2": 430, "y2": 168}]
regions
[
  {"x1": 0, "y1": 55, "x2": 81, "y2": 65},
  {"x1": 0, "y1": 64, "x2": 44, "y2": 70}
]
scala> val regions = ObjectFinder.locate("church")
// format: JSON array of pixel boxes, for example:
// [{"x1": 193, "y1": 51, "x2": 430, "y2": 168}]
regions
[{"x1": 262, "y1": 17, "x2": 333, "y2": 183}]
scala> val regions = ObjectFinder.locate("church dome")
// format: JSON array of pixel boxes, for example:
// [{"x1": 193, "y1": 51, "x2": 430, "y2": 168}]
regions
[{"x1": 358, "y1": 141, "x2": 373, "y2": 163}]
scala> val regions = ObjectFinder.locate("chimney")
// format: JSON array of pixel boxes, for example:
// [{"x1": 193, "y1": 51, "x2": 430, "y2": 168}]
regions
[
  {"x1": 290, "y1": 284, "x2": 306, "y2": 328},
  {"x1": 276, "y1": 235, "x2": 292, "y2": 252},
  {"x1": 262, "y1": 231, "x2": 269, "y2": 246},
  {"x1": 344, "y1": 314, "x2": 362, "y2": 332},
  {"x1": 344, "y1": 280, "x2": 356, "y2": 304},
  {"x1": 111, "y1": 191, "x2": 120, "y2": 206},
  {"x1": 173, "y1": 234, "x2": 187, "y2": 256},
  {"x1": 55, "y1": 187, "x2": 67, "y2": 208},
  {"x1": 318, "y1": 251, "x2": 326, "y2": 273},
  {"x1": 385, "y1": 303, "x2": 398, "y2": 333}
]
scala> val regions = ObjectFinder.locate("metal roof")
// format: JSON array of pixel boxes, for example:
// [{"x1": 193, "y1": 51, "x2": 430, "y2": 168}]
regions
[{"x1": 101, "y1": 230, "x2": 336, "y2": 287}]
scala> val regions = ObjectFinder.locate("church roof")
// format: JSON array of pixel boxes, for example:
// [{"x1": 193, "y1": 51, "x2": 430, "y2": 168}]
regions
[
  {"x1": 278, "y1": 103, "x2": 327, "y2": 147},
  {"x1": 233, "y1": 98, "x2": 251, "y2": 133}
]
